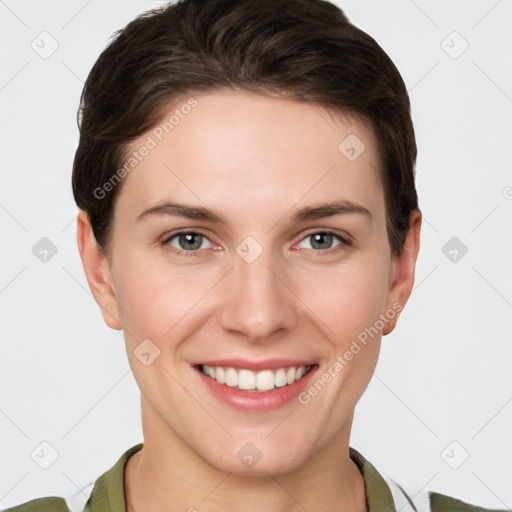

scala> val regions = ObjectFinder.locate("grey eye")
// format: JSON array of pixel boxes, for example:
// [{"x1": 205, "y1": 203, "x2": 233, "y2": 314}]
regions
[
  {"x1": 166, "y1": 232, "x2": 211, "y2": 251},
  {"x1": 299, "y1": 232, "x2": 343, "y2": 251}
]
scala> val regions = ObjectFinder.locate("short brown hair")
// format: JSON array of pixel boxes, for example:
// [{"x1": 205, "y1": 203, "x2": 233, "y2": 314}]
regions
[{"x1": 72, "y1": 0, "x2": 418, "y2": 257}]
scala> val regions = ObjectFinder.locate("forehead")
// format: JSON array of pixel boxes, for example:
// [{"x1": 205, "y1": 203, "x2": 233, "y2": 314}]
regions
[{"x1": 114, "y1": 89, "x2": 385, "y2": 225}]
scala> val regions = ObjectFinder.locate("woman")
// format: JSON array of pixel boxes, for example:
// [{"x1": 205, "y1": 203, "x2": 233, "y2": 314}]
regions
[{"x1": 4, "y1": 1, "x2": 507, "y2": 511}]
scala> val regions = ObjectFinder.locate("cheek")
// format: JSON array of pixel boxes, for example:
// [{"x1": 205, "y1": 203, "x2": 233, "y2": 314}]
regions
[
  {"x1": 112, "y1": 253, "x2": 215, "y2": 340},
  {"x1": 293, "y1": 257, "x2": 390, "y2": 342}
]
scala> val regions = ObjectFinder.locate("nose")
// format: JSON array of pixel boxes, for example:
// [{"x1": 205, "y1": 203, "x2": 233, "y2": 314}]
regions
[{"x1": 218, "y1": 249, "x2": 299, "y2": 344}]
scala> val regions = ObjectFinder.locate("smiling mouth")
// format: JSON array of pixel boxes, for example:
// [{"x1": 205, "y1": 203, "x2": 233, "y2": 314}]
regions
[{"x1": 196, "y1": 364, "x2": 316, "y2": 392}]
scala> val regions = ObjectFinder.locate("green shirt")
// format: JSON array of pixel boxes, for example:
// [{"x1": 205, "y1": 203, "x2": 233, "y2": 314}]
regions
[{"x1": 2, "y1": 443, "x2": 509, "y2": 512}]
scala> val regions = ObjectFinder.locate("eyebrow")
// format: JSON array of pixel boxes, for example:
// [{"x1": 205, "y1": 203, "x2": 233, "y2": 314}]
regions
[{"x1": 135, "y1": 199, "x2": 372, "y2": 224}]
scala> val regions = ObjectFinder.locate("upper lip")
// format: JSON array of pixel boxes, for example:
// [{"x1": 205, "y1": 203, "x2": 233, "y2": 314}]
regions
[{"x1": 194, "y1": 358, "x2": 317, "y2": 371}]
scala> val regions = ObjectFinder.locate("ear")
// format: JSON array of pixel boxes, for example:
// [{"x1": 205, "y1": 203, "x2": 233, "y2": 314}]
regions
[
  {"x1": 76, "y1": 210, "x2": 122, "y2": 330},
  {"x1": 382, "y1": 209, "x2": 422, "y2": 335}
]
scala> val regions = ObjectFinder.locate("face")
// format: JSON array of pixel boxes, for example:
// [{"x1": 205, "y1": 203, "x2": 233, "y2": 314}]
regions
[{"x1": 78, "y1": 89, "x2": 420, "y2": 475}]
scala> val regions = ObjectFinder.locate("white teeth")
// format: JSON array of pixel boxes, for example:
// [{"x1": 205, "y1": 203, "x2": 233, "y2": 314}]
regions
[
  {"x1": 215, "y1": 366, "x2": 226, "y2": 384},
  {"x1": 256, "y1": 370, "x2": 275, "y2": 391},
  {"x1": 296, "y1": 366, "x2": 307, "y2": 380},
  {"x1": 238, "y1": 369, "x2": 256, "y2": 390},
  {"x1": 200, "y1": 364, "x2": 312, "y2": 392},
  {"x1": 274, "y1": 368, "x2": 287, "y2": 387},
  {"x1": 225, "y1": 367, "x2": 238, "y2": 387}
]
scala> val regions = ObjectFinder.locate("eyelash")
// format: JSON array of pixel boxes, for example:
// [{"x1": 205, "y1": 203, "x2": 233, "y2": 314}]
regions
[{"x1": 160, "y1": 230, "x2": 352, "y2": 257}]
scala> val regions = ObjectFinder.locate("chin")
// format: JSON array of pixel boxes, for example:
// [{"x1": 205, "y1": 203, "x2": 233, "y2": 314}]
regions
[{"x1": 199, "y1": 437, "x2": 312, "y2": 476}]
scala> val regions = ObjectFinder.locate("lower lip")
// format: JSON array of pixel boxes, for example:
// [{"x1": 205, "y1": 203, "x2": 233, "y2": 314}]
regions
[{"x1": 195, "y1": 365, "x2": 318, "y2": 411}]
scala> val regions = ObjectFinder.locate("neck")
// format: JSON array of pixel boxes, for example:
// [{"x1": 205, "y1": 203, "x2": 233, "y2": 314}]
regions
[{"x1": 125, "y1": 399, "x2": 367, "y2": 512}]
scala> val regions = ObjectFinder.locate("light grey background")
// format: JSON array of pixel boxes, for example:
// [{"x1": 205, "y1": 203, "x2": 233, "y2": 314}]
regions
[{"x1": 1, "y1": 0, "x2": 511, "y2": 510}]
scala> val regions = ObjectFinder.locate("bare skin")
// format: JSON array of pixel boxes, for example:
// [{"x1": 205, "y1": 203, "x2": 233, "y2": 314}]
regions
[{"x1": 77, "y1": 88, "x2": 421, "y2": 512}]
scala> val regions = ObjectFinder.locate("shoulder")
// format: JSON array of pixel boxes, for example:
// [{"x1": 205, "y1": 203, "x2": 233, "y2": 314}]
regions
[
  {"x1": 1, "y1": 481, "x2": 95, "y2": 512},
  {"x1": 428, "y1": 491, "x2": 511, "y2": 512},
  {"x1": 2, "y1": 444, "x2": 142, "y2": 512},
  {"x1": 1, "y1": 496, "x2": 70, "y2": 512},
  {"x1": 349, "y1": 446, "x2": 509, "y2": 512},
  {"x1": 389, "y1": 481, "x2": 510, "y2": 512}
]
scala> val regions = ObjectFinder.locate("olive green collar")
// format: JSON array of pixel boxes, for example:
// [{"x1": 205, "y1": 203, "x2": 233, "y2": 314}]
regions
[
  {"x1": 349, "y1": 446, "x2": 397, "y2": 511},
  {"x1": 84, "y1": 443, "x2": 397, "y2": 512}
]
